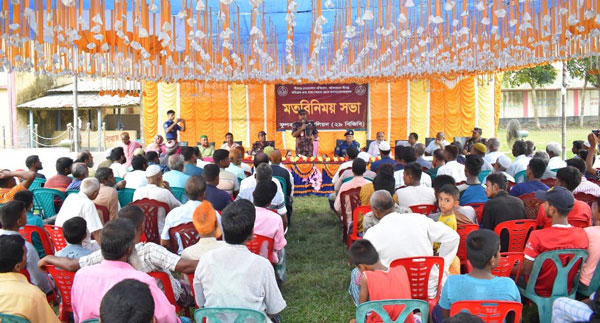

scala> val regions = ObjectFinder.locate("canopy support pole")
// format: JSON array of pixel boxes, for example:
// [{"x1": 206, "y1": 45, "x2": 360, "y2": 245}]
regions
[
  {"x1": 73, "y1": 76, "x2": 80, "y2": 153},
  {"x1": 561, "y1": 62, "x2": 567, "y2": 160},
  {"x1": 28, "y1": 109, "x2": 33, "y2": 148},
  {"x1": 97, "y1": 108, "x2": 102, "y2": 151}
]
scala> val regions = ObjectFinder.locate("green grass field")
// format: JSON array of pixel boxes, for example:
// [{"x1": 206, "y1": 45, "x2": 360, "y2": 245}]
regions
[{"x1": 496, "y1": 126, "x2": 591, "y2": 160}]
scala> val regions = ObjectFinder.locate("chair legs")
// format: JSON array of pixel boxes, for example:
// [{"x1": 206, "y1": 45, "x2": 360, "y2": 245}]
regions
[{"x1": 529, "y1": 296, "x2": 554, "y2": 323}]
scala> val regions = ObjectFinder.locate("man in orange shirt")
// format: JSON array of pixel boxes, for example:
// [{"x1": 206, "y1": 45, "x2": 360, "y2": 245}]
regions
[{"x1": 0, "y1": 169, "x2": 35, "y2": 203}]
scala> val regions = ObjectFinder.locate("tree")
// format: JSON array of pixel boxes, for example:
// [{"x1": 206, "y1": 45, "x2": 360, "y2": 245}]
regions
[
  {"x1": 567, "y1": 56, "x2": 600, "y2": 126},
  {"x1": 505, "y1": 64, "x2": 558, "y2": 129}
]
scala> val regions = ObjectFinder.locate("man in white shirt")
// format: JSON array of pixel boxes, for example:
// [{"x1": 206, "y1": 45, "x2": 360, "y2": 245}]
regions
[
  {"x1": 124, "y1": 155, "x2": 148, "y2": 189},
  {"x1": 160, "y1": 175, "x2": 221, "y2": 254},
  {"x1": 193, "y1": 200, "x2": 286, "y2": 320},
  {"x1": 484, "y1": 138, "x2": 503, "y2": 164},
  {"x1": 363, "y1": 190, "x2": 459, "y2": 297},
  {"x1": 492, "y1": 154, "x2": 515, "y2": 183},
  {"x1": 55, "y1": 178, "x2": 103, "y2": 250},
  {"x1": 109, "y1": 147, "x2": 128, "y2": 179},
  {"x1": 331, "y1": 147, "x2": 359, "y2": 188},
  {"x1": 396, "y1": 162, "x2": 436, "y2": 208},
  {"x1": 132, "y1": 165, "x2": 182, "y2": 233},
  {"x1": 543, "y1": 142, "x2": 567, "y2": 179},
  {"x1": 437, "y1": 145, "x2": 467, "y2": 183},
  {"x1": 367, "y1": 132, "x2": 385, "y2": 157},
  {"x1": 506, "y1": 140, "x2": 531, "y2": 182},
  {"x1": 394, "y1": 146, "x2": 432, "y2": 187},
  {"x1": 425, "y1": 132, "x2": 450, "y2": 155},
  {"x1": 213, "y1": 149, "x2": 239, "y2": 196}
]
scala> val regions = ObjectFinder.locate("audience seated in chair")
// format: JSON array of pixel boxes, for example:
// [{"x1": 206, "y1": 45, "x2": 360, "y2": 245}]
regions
[
  {"x1": 480, "y1": 173, "x2": 527, "y2": 251},
  {"x1": 415, "y1": 143, "x2": 433, "y2": 170},
  {"x1": 425, "y1": 132, "x2": 449, "y2": 156},
  {"x1": 394, "y1": 146, "x2": 432, "y2": 188},
  {"x1": 192, "y1": 199, "x2": 286, "y2": 320},
  {"x1": 182, "y1": 147, "x2": 204, "y2": 177},
  {"x1": 40, "y1": 205, "x2": 198, "y2": 309},
  {"x1": 109, "y1": 148, "x2": 128, "y2": 179},
  {"x1": 203, "y1": 164, "x2": 232, "y2": 212},
  {"x1": 225, "y1": 148, "x2": 246, "y2": 182},
  {"x1": 506, "y1": 141, "x2": 531, "y2": 182},
  {"x1": 0, "y1": 168, "x2": 36, "y2": 204},
  {"x1": 520, "y1": 186, "x2": 589, "y2": 297},
  {"x1": 0, "y1": 235, "x2": 59, "y2": 322},
  {"x1": 430, "y1": 175, "x2": 477, "y2": 225},
  {"x1": 26, "y1": 154, "x2": 46, "y2": 179},
  {"x1": 566, "y1": 157, "x2": 600, "y2": 197},
  {"x1": 13, "y1": 190, "x2": 46, "y2": 257},
  {"x1": 55, "y1": 178, "x2": 103, "y2": 251},
  {"x1": 252, "y1": 181, "x2": 287, "y2": 265},
  {"x1": 65, "y1": 163, "x2": 88, "y2": 191},
  {"x1": 369, "y1": 141, "x2": 394, "y2": 173},
  {"x1": 332, "y1": 147, "x2": 360, "y2": 192},
  {"x1": 45, "y1": 157, "x2": 73, "y2": 192},
  {"x1": 425, "y1": 148, "x2": 447, "y2": 180},
  {"x1": 459, "y1": 155, "x2": 488, "y2": 205},
  {"x1": 124, "y1": 155, "x2": 148, "y2": 189},
  {"x1": 335, "y1": 159, "x2": 371, "y2": 216},
  {"x1": 395, "y1": 162, "x2": 436, "y2": 209},
  {"x1": 213, "y1": 149, "x2": 240, "y2": 196},
  {"x1": 437, "y1": 145, "x2": 466, "y2": 184},
  {"x1": 490, "y1": 154, "x2": 515, "y2": 183},
  {"x1": 536, "y1": 166, "x2": 591, "y2": 229},
  {"x1": 470, "y1": 143, "x2": 494, "y2": 172},
  {"x1": 99, "y1": 279, "x2": 155, "y2": 323},
  {"x1": 163, "y1": 155, "x2": 191, "y2": 189},
  {"x1": 55, "y1": 217, "x2": 92, "y2": 259},
  {"x1": 94, "y1": 167, "x2": 123, "y2": 222},
  {"x1": 542, "y1": 142, "x2": 567, "y2": 179},
  {"x1": 180, "y1": 201, "x2": 225, "y2": 260},
  {"x1": 432, "y1": 229, "x2": 520, "y2": 323},
  {"x1": 483, "y1": 138, "x2": 503, "y2": 165},
  {"x1": 509, "y1": 158, "x2": 549, "y2": 197},
  {"x1": 347, "y1": 240, "x2": 414, "y2": 323}
]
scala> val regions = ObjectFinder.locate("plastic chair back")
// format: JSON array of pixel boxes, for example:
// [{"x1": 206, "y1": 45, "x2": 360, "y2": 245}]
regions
[
  {"x1": 169, "y1": 187, "x2": 188, "y2": 204},
  {"x1": 194, "y1": 308, "x2": 269, "y2": 323},
  {"x1": 114, "y1": 177, "x2": 124, "y2": 183},
  {"x1": 506, "y1": 181, "x2": 516, "y2": 192},
  {"x1": 348, "y1": 206, "x2": 371, "y2": 249},
  {"x1": 246, "y1": 234, "x2": 275, "y2": 263},
  {"x1": 43, "y1": 225, "x2": 67, "y2": 252},
  {"x1": 130, "y1": 198, "x2": 170, "y2": 244},
  {"x1": 65, "y1": 189, "x2": 79, "y2": 196},
  {"x1": 569, "y1": 219, "x2": 590, "y2": 228},
  {"x1": 273, "y1": 176, "x2": 289, "y2": 205},
  {"x1": 147, "y1": 271, "x2": 181, "y2": 313},
  {"x1": 390, "y1": 257, "x2": 444, "y2": 308},
  {"x1": 478, "y1": 170, "x2": 491, "y2": 183},
  {"x1": 43, "y1": 265, "x2": 76, "y2": 322},
  {"x1": 450, "y1": 300, "x2": 522, "y2": 323},
  {"x1": 578, "y1": 257, "x2": 600, "y2": 297},
  {"x1": 168, "y1": 222, "x2": 200, "y2": 253},
  {"x1": 30, "y1": 178, "x2": 46, "y2": 190},
  {"x1": 466, "y1": 203, "x2": 485, "y2": 224},
  {"x1": 467, "y1": 252, "x2": 524, "y2": 282},
  {"x1": 541, "y1": 178, "x2": 555, "y2": 188},
  {"x1": 457, "y1": 224, "x2": 479, "y2": 266},
  {"x1": 117, "y1": 188, "x2": 136, "y2": 207},
  {"x1": 514, "y1": 170, "x2": 526, "y2": 183},
  {"x1": 518, "y1": 192, "x2": 544, "y2": 220},
  {"x1": 0, "y1": 313, "x2": 31, "y2": 323},
  {"x1": 182, "y1": 272, "x2": 196, "y2": 300},
  {"x1": 32, "y1": 188, "x2": 65, "y2": 219},
  {"x1": 94, "y1": 204, "x2": 110, "y2": 224},
  {"x1": 574, "y1": 192, "x2": 597, "y2": 209},
  {"x1": 518, "y1": 249, "x2": 588, "y2": 323},
  {"x1": 494, "y1": 219, "x2": 536, "y2": 252},
  {"x1": 409, "y1": 204, "x2": 437, "y2": 216},
  {"x1": 355, "y1": 299, "x2": 429, "y2": 323},
  {"x1": 340, "y1": 187, "x2": 362, "y2": 244},
  {"x1": 81, "y1": 320, "x2": 100, "y2": 323},
  {"x1": 18, "y1": 225, "x2": 54, "y2": 256}
]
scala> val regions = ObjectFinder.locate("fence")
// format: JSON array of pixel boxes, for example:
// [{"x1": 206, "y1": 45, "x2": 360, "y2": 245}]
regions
[{"x1": 2, "y1": 122, "x2": 107, "y2": 152}]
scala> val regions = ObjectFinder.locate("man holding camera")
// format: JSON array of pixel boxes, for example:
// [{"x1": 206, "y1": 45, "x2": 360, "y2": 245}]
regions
[{"x1": 163, "y1": 110, "x2": 186, "y2": 142}]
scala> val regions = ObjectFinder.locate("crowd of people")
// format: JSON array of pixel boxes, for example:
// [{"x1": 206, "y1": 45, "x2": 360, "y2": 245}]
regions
[{"x1": 2, "y1": 120, "x2": 600, "y2": 322}]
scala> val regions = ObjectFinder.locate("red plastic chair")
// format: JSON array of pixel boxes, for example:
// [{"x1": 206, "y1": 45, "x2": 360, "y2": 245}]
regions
[
  {"x1": 541, "y1": 178, "x2": 555, "y2": 188},
  {"x1": 339, "y1": 187, "x2": 362, "y2": 244},
  {"x1": 148, "y1": 271, "x2": 182, "y2": 313},
  {"x1": 466, "y1": 203, "x2": 485, "y2": 224},
  {"x1": 409, "y1": 204, "x2": 437, "y2": 216},
  {"x1": 506, "y1": 181, "x2": 516, "y2": 192},
  {"x1": 130, "y1": 198, "x2": 171, "y2": 244},
  {"x1": 450, "y1": 300, "x2": 522, "y2": 323},
  {"x1": 457, "y1": 224, "x2": 479, "y2": 269},
  {"x1": 467, "y1": 252, "x2": 524, "y2": 282},
  {"x1": 94, "y1": 204, "x2": 110, "y2": 224},
  {"x1": 246, "y1": 234, "x2": 275, "y2": 263},
  {"x1": 44, "y1": 265, "x2": 76, "y2": 322},
  {"x1": 43, "y1": 225, "x2": 67, "y2": 252},
  {"x1": 518, "y1": 192, "x2": 544, "y2": 220},
  {"x1": 570, "y1": 218, "x2": 591, "y2": 228},
  {"x1": 390, "y1": 257, "x2": 444, "y2": 311},
  {"x1": 168, "y1": 222, "x2": 200, "y2": 252},
  {"x1": 347, "y1": 206, "x2": 371, "y2": 249},
  {"x1": 182, "y1": 272, "x2": 196, "y2": 301},
  {"x1": 18, "y1": 225, "x2": 54, "y2": 256},
  {"x1": 494, "y1": 220, "x2": 536, "y2": 252},
  {"x1": 575, "y1": 192, "x2": 597, "y2": 209}
]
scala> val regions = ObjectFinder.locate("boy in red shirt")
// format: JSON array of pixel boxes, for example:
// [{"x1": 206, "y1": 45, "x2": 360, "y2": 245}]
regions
[
  {"x1": 536, "y1": 166, "x2": 591, "y2": 228},
  {"x1": 522, "y1": 186, "x2": 589, "y2": 297},
  {"x1": 348, "y1": 240, "x2": 414, "y2": 323}
]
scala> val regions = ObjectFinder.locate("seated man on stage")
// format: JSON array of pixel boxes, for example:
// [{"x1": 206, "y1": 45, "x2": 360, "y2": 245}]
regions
[
  {"x1": 198, "y1": 135, "x2": 214, "y2": 160},
  {"x1": 291, "y1": 109, "x2": 318, "y2": 157},
  {"x1": 251, "y1": 131, "x2": 271, "y2": 155},
  {"x1": 335, "y1": 130, "x2": 360, "y2": 158},
  {"x1": 425, "y1": 132, "x2": 450, "y2": 156},
  {"x1": 463, "y1": 127, "x2": 483, "y2": 155},
  {"x1": 367, "y1": 132, "x2": 385, "y2": 157}
]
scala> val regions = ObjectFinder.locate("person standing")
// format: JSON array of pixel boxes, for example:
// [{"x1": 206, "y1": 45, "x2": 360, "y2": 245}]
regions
[
  {"x1": 291, "y1": 109, "x2": 318, "y2": 157},
  {"x1": 163, "y1": 110, "x2": 185, "y2": 142}
]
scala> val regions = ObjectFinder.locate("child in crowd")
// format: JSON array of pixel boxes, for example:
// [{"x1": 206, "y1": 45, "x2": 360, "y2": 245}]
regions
[
  {"x1": 13, "y1": 190, "x2": 45, "y2": 258},
  {"x1": 55, "y1": 217, "x2": 93, "y2": 259},
  {"x1": 348, "y1": 239, "x2": 414, "y2": 323},
  {"x1": 436, "y1": 184, "x2": 461, "y2": 274},
  {"x1": 433, "y1": 229, "x2": 520, "y2": 323}
]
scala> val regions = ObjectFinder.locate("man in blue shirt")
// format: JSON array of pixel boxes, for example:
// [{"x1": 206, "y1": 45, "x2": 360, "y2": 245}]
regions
[
  {"x1": 509, "y1": 158, "x2": 549, "y2": 197},
  {"x1": 182, "y1": 147, "x2": 203, "y2": 177},
  {"x1": 334, "y1": 130, "x2": 360, "y2": 158},
  {"x1": 369, "y1": 141, "x2": 395, "y2": 172},
  {"x1": 459, "y1": 154, "x2": 488, "y2": 205},
  {"x1": 163, "y1": 110, "x2": 185, "y2": 141},
  {"x1": 203, "y1": 164, "x2": 232, "y2": 212}
]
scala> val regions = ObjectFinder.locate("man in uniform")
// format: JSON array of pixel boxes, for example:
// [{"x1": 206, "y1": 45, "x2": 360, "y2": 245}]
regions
[
  {"x1": 291, "y1": 109, "x2": 318, "y2": 157},
  {"x1": 251, "y1": 131, "x2": 270, "y2": 155},
  {"x1": 335, "y1": 130, "x2": 360, "y2": 158},
  {"x1": 463, "y1": 127, "x2": 483, "y2": 155}
]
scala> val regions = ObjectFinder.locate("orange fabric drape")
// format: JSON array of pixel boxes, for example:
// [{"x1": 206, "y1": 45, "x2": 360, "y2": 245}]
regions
[
  {"x1": 265, "y1": 84, "x2": 281, "y2": 150},
  {"x1": 459, "y1": 77, "x2": 477, "y2": 136},
  {"x1": 248, "y1": 84, "x2": 266, "y2": 148},
  {"x1": 211, "y1": 83, "x2": 230, "y2": 145},
  {"x1": 429, "y1": 80, "x2": 446, "y2": 138},
  {"x1": 196, "y1": 83, "x2": 215, "y2": 144},
  {"x1": 369, "y1": 83, "x2": 388, "y2": 140},
  {"x1": 389, "y1": 81, "x2": 408, "y2": 141},
  {"x1": 439, "y1": 81, "x2": 461, "y2": 139},
  {"x1": 179, "y1": 82, "x2": 197, "y2": 144},
  {"x1": 142, "y1": 81, "x2": 158, "y2": 145}
]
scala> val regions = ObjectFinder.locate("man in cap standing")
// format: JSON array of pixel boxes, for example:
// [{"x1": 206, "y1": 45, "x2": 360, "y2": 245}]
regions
[
  {"x1": 335, "y1": 130, "x2": 360, "y2": 158},
  {"x1": 291, "y1": 109, "x2": 318, "y2": 157}
]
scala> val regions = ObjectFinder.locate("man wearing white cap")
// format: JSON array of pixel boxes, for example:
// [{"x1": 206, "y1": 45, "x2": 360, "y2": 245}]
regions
[
  {"x1": 493, "y1": 154, "x2": 515, "y2": 183},
  {"x1": 369, "y1": 141, "x2": 395, "y2": 173},
  {"x1": 132, "y1": 165, "x2": 181, "y2": 233}
]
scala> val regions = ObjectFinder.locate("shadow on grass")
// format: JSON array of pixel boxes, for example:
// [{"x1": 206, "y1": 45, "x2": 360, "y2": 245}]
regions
[{"x1": 281, "y1": 196, "x2": 355, "y2": 322}]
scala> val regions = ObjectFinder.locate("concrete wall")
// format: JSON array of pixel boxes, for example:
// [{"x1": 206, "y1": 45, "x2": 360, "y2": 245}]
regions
[{"x1": 501, "y1": 88, "x2": 600, "y2": 119}]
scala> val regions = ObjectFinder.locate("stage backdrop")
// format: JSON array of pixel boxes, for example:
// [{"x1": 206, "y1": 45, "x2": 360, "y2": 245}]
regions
[{"x1": 142, "y1": 75, "x2": 502, "y2": 156}]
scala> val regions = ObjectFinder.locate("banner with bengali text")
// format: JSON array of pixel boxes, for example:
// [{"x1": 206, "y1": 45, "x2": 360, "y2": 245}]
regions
[{"x1": 275, "y1": 83, "x2": 368, "y2": 131}]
